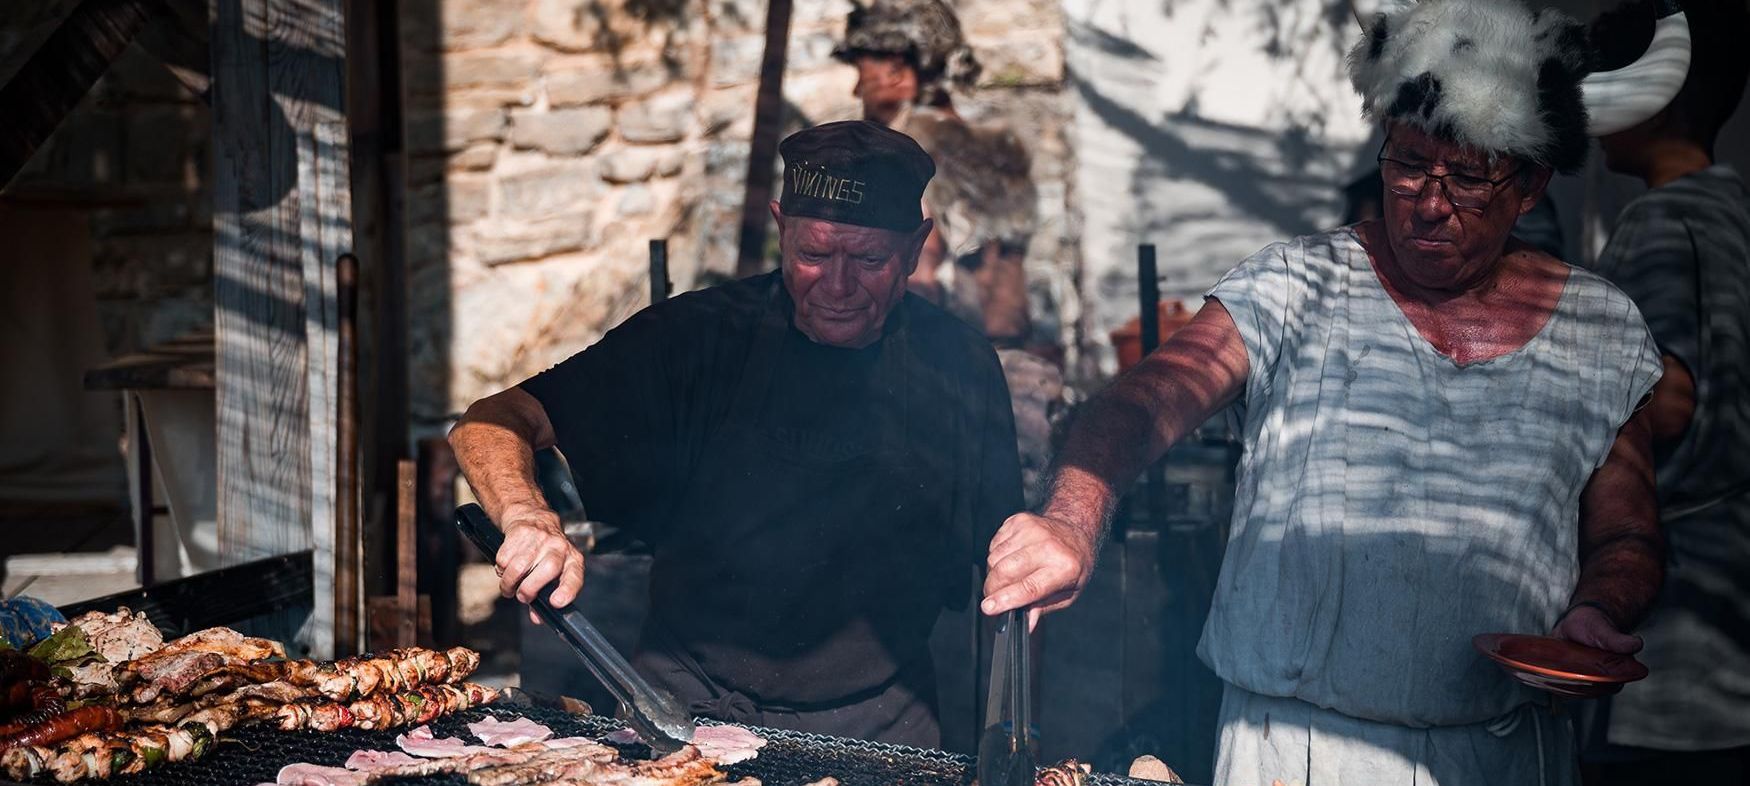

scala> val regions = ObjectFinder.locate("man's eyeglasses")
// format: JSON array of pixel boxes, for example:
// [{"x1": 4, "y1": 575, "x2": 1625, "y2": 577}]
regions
[{"x1": 1376, "y1": 149, "x2": 1522, "y2": 211}]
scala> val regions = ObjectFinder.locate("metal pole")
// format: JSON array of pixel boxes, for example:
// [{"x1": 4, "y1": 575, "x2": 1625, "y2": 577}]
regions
[
  {"x1": 649, "y1": 239, "x2": 671, "y2": 304},
  {"x1": 1138, "y1": 244, "x2": 1165, "y2": 534}
]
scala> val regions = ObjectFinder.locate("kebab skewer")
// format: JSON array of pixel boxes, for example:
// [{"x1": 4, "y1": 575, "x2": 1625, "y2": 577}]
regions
[{"x1": 273, "y1": 682, "x2": 500, "y2": 733}]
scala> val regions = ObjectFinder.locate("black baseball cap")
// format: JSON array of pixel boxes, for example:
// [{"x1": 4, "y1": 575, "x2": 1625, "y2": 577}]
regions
[{"x1": 778, "y1": 120, "x2": 936, "y2": 232}]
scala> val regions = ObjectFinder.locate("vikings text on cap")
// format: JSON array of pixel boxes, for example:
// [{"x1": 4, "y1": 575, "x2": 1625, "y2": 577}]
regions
[{"x1": 787, "y1": 164, "x2": 867, "y2": 205}]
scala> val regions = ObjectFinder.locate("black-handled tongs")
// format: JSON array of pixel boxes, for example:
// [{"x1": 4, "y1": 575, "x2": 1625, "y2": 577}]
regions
[
  {"x1": 455, "y1": 503, "x2": 694, "y2": 753},
  {"x1": 977, "y1": 609, "x2": 1035, "y2": 786}
]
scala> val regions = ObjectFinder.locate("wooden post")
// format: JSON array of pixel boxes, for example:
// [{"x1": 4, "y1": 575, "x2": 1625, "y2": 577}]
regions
[
  {"x1": 335, "y1": 254, "x2": 361, "y2": 655},
  {"x1": 396, "y1": 459, "x2": 418, "y2": 649},
  {"x1": 733, "y1": 0, "x2": 794, "y2": 277},
  {"x1": 211, "y1": 0, "x2": 351, "y2": 656}
]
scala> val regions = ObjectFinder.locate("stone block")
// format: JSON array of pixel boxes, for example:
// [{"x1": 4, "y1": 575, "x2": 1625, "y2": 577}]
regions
[
  {"x1": 468, "y1": 212, "x2": 595, "y2": 265},
  {"x1": 510, "y1": 106, "x2": 614, "y2": 155},
  {"x1": 974, "y1": 31, "x2": 1064, "y2": 87},
  {"x1": 788, "y1": 0, "x2": 853, "y2": 28},
  {"x1": 617, "y1": 184, "x2": 655, "y2": 217},
  {"x1": 449, "y1": 50, "x2": 543, "y2": 91},
  {"x1": 406, "y1": 107, "x2": 507, "y2": 153},
  {"x1": 700, "y1": 86, "x2": 756, "y2": 138},
  {"x1": 409, "y1": 176, "x2": 491, "y2": 226},
  {"x1": 710, "y1": 35, "x2": 764, "y2": 87},
  {"x1": 785, "y1": 31, "x2": 840, "y2": 74},
  {"x1": 450, "y1": 143, "x2": 500, "y2": 171},
  {"x1": 617, "y1": 92, "x2": 692, "y2": 144},
  {"x1": 545, "y1": 53, "x2": 674, "y2": 106},
  {"x1": 655, "y1": 147, "x2": 686, "y2": 177},
  {"x1": 530, "y1": 0, "x2": 606, "y2": 52},
  {"x1": 401, "y1": 0, "x2": 522, "y2": 51},
  {"x1": 599, "y1": 147, "x2": 664, "y2": 183},
  {"x1": 496, "y1": 161, "x2": 600, "y2": 219},
  {"x1": 711, "y1": 0, "x2": 765, "y2": 32}
]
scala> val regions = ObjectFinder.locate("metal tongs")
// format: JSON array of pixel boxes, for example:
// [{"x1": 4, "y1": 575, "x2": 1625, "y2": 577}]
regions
[
  {"x1": 977, "y1": 609, "x2": 1036, "y2": 786},
  {"x1": 455, "y1": 503, "x2": 695, "y2": 753}
]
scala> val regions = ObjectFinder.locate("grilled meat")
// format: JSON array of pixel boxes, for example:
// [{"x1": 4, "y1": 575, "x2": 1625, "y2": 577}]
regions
[
  {"x1": 0, "y1": 722, "x2": 213, "y2": 783},
  {"x1": 1035, "y1": 760, "x2": 1091, "y2": 786},
  {"x1": 118, "y1": 627, "x2": 282, "y2": 703},
  {"x1": 274, "y1": 683, "x2": 499, "y2": 733},
  {"x1": 182, "y1": 646, "x2": 479, "y2": 703}
]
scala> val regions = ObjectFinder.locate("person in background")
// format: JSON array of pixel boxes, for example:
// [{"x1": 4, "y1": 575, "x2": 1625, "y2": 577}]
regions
[
  {"x1": 1582, "y1": 0, "x2": 1750, "y2": 781},
  {"x1": 449, "y1": 122, "x2": 1023, "y2": 748},
  {"x1": 834, "y1": 0, "x2": 1067, "y2": 505},
  {"x1": 832, "y1": 0, "x2": 1035, "y2": 344},
  {"x1": 978, "y1": 0, "x2": 1694, "y2": 780}
]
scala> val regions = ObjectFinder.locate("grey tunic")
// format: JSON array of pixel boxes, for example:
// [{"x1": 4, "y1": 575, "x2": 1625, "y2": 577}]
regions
[
  {"x1": 1588, "y1": 165, "x2": 1750, "y2": 753},
  {"x1": 1200, "y1": 227, "x2": 1659, "y2": 783}
]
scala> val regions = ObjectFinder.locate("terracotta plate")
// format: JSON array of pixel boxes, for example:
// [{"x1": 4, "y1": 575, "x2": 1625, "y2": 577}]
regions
[{"x1": 1473, "y1": 633, "x2": 1649, "y2": 698}]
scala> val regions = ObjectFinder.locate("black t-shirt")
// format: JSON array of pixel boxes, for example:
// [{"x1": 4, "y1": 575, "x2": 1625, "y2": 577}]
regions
[{"x1": 519, "y1": 272, "x2": 1023, "y2": 704}]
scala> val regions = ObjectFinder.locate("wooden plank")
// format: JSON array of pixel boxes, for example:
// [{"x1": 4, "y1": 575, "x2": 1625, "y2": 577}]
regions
[
  {"x1": 0, "y1": 0, "x2": 157, "y2": 190},
  {"x1": 211, "y1": 0, "x2": 351, "y2": 653},
  {"x1": 59, "y1": 552, "x2": 315, "y2": 637}
]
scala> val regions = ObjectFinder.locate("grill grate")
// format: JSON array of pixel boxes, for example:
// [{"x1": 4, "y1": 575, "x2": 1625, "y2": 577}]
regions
[{"x1": 35, "y1": 704, "x2": 1164, "y2": 786}]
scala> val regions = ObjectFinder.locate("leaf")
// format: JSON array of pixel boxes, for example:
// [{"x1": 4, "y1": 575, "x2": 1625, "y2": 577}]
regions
[
  {"x1": 27, "y1": 626, "x2": 94, "y2": 665},
  {"x1": 0, "y1": 636, "x2": 13, "y2": 652}
]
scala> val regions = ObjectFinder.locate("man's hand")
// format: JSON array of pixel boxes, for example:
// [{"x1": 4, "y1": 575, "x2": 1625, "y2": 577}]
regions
[
  {"x1": 495, "y1": 501, "x2": 585, "y2": 624},
  {"x1": 1551, "y1": 604, "x2": 1642, "y2": 655},
  {"x1": 980, "y1": 512, "x2": 1099, "y2": 628}
]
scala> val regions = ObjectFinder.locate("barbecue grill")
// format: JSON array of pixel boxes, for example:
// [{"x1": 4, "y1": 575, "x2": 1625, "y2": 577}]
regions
[{"x1": 0, "y1": 704, "x2": 1171, "y2": 786}]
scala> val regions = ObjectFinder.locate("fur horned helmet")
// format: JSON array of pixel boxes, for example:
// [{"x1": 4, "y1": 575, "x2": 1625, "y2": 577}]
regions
[
  {"x1": 833, "y1": 0, "x2": 983, "y2": 103},
  {"x1": 1348, "y1": 0, "x2": 1692, "y2": 173}
]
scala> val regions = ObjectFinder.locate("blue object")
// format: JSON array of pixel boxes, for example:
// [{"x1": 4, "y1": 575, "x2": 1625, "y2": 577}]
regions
[{"x1": 0, "y1": 597, "x2": 67, "y2": 649}]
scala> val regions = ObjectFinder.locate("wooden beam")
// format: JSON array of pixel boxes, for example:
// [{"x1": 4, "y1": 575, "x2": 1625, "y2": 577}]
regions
[
  {"x1": 0, "y1": 0, "x2": 159, "y2": 191},
  {"x1": 211, "y1": 0, "x2": 351, "y2": 657},
  {"x1": 733, "y1": 0, "x2": 794, "y2": 277}
]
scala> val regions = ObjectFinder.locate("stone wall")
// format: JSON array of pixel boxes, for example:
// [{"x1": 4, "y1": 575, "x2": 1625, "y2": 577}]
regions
[{"x1": 405, "y1": 0, "x2": 1078, "y2": 423}]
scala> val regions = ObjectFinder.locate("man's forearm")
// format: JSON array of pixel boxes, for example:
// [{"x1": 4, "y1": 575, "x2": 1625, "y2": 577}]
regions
[
  {"x1": 1041, "y1": 304, "x2": 1248, "y2": 542},
  {"x1": 1569, "y1": 532, "x2": 1664, "y2": 629},
  {"x1": 449, "y1": 390, "x2": 556, "y2": 525},
  {"x1": 1572, "y1": 409, "x2": 1665, "y2": 630}
]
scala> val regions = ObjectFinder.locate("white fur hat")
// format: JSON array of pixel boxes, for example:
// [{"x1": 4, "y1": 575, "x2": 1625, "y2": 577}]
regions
[{"x1": 1348, "y1": 0, "x2": 1593, "y2": 172}]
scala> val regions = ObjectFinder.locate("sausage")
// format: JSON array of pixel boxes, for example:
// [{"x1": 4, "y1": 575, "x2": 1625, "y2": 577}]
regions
[
  {"x1": 0, "y1": 707, "x2": 121, "y2": 750},
  {"x1": 0, "y1": 687, "x2": 67, "y2": 736}
]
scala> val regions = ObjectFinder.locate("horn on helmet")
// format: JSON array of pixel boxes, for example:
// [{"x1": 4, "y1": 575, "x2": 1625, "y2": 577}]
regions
[{"x1": 1583, "y1": 0, "x2": 1692, "y2": 136}]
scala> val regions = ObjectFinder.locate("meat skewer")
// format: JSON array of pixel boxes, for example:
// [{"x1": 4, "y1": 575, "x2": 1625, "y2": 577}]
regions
[
  {"x1": 169, "y1": 646, "x2": 480, "y2": 704},
  {"x1": 0, "y1": 721, "x2": 214, "y2": 783},
  {"x1": 273, "y1": 683, "x2": 500, "y2": 733}
]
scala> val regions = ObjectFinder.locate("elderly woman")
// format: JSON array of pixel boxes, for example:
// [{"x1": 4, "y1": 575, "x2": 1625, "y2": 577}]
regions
[{"x1": 979, "y1": 0, "x2": 1695, "y2": 781}]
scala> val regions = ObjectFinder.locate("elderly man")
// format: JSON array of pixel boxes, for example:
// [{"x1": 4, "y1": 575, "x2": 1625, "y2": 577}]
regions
[
  {"x1": 450, "y1": 121, "x2": 1023, "y2": 747},
  {"x1": 980, "y1": 0, "x2": 1690, "y2": 781}
]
